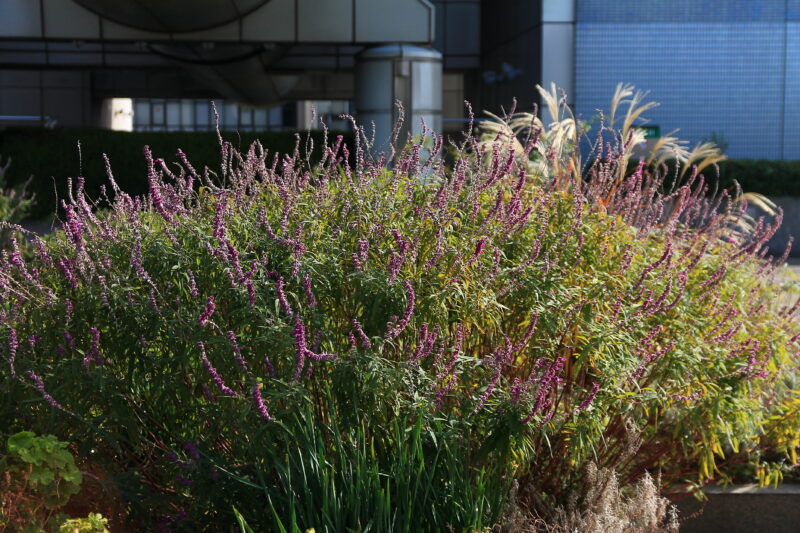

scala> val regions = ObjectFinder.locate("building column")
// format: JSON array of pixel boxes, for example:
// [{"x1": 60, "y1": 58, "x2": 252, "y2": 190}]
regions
[
  {"x1": 355, "y1": 44, "x2": 442, "y2": 152},
  {"x1": 98, "y1": 98, "x2": 133, "y2": 131},
  {"x1": 540, "y1": 0, "x2": 576, "y2": 119}
]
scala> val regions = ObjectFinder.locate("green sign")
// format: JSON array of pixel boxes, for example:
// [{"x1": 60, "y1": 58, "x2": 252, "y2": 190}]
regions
[{"x1": 638, "y1": 125, "x2": 661, "y2": 139}]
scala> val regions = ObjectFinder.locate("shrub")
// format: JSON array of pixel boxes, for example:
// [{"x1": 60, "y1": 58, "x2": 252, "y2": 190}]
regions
[{"x1": 1, "y1": 91, "x2": 799, "y2": 530}]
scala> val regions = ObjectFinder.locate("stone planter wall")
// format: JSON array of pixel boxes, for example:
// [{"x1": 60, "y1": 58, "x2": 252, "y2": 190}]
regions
[{"x1": 676, "y1": 484, "x2": 800, "y2": 533}]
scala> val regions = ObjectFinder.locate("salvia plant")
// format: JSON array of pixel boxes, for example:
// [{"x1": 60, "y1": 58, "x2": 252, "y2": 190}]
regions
[{"x1": 1, "y1": 87, "x2": 799, "y2": 531}]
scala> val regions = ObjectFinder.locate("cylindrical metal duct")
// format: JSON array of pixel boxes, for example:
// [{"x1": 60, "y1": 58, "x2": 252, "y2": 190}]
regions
[
  {"x1": 355, "y1": 44, "x2": 442, "y2": 151},
  {"x1": 73, "y1": 0, "x2": 269, "y2": 33}
]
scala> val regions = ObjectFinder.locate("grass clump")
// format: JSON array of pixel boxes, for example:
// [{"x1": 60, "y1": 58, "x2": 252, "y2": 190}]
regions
[{"x1": 1, "y1": 91, "x2": 799, "y2": 531}]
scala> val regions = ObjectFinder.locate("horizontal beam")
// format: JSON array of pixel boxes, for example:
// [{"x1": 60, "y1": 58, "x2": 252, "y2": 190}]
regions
[{"x1": 0, "y1": 0, "x2": 434, "y2": 44}]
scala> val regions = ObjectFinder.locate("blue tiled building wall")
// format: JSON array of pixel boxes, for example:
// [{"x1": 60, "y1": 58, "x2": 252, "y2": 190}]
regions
[{"x1": 575, "y1": 0, "x2": 800, "y2": 159}]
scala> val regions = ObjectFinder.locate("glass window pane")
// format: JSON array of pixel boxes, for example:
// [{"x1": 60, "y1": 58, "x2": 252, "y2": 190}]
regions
[
  {"x1": 166, "y1": 101, "x2": 180, "y2": 128},
  {"x1": 151, "y1": 100, "x2": 165, "y2": 126},
  {"x1": 269, "y1": 107, "x2": 282, "y2": 129},
  {"x1": 240, "y1": 107, "x2": 252, "y2": 127},
  {"x1": 254, "y1": 109, "x2": 267, "y2": 129},
  {"x1": 181, "y1": 100, "x2": 194, "y2": 130},
  {"x1": 225, "y1": 102, "x2": 238, "y2": 130},
  {"x1": 195, "y1": 101, "x2": 210, "y2": 129},
  {"x1": 133, "y1": 100, "x2": 150, "y2": 129}
]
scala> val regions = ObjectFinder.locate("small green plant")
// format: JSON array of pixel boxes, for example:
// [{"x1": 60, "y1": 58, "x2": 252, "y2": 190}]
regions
[
  {"x1": 57, "y1": 513, "x2": 109, "y2": 533},
  {"x1": 1, "y1": 432, "x2": 82, "y2": 532}
]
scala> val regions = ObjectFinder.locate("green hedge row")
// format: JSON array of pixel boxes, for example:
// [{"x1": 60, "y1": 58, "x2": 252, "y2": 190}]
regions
[
  {"x1": 0, "y1": 128, "x2": 352, "y2": 219},
  {"x1": 653, "y1": 158, "x2": 800, "y2": 198},
  {"x1": 713, "y1": 159, "x2": 800, "y2": 197}
]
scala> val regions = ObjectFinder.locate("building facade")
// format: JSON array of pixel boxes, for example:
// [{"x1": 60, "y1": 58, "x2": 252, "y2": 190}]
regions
[
  {"x1": 0, "y1": 0, "x2": 796, "y2": 159},
  {"x1": 575, "y1": 0, "x2": 800, "y2": 159}
]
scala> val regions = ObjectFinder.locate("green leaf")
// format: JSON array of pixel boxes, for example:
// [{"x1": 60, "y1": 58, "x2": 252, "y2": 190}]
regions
[
  {"x1": 7, "y1": 431, "x2": 35, "y2": 455},
  {"x1": 233, "y1": 507, "x2": 255, "y2": 533}
]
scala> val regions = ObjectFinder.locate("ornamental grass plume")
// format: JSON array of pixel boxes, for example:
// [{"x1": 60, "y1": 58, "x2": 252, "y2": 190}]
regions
[{"x1": 1, "y1": 88, "x2": 799, "y2": 530}]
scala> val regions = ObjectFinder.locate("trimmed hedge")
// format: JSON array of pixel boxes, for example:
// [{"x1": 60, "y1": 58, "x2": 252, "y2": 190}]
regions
[
  {"x1": 0, "y1": 128, "x2": 352, "y2": 219},
  {"x1": 652, "y1": 158, "x2": 800, "y2": 197},
  {"x1": 714, "y1": 159, "x2": 800, "y2": 197}
]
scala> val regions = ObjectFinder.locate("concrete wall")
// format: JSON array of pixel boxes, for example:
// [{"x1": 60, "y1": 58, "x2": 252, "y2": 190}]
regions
[{"x1": 676, "y1": 484, "x2": 800, "y2": 533}]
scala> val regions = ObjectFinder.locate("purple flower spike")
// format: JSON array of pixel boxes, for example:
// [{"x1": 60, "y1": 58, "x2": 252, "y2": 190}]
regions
[
  {"x1": 198, "y1": 341, "x2": 237, "y2": 396},
  {"x1": 512, "y1": 311, "x2": 539, "y2": 353},
  {"x1": 26, "y1": 370, "x2": 64, "y2": 411},
  {"x1": 303, "y1": 273, "x2": 317, "y2": 309},
  {"x1": 353, "y1": 238, "x2": 369, "y2": 270},
  {"x1": 7, "y1": 329, "x2": 18, "y2": 377},
  {"x1": 144, "y1": 145, "x2": 174, "y2": 224},
  {"x1": 291, "y1": 316, "x2": 308, "y2": 381},
  {"x1": 576, "y1": 382, "x2": 600, "y2": 412},
  {"x1": 275, "y1": 277, "x2": 293, "y2": 317},
  {"x1": 188, "y1": 270, "x2": 199, "y2": 298},
  {"x1": 385, "y1": 280, "x2": 415, "y2": 340},
  {"x1": 198, "y1": 296, "x2": 216, "y2": 327},
  {"x1": 183, "y1": 442, "x2": 201, "y2": 462},
  {"x1": 252, "y1": 382, "x2": 274, "y2": 421},
  {"x1": 63, "y1": 331, "x2": 77, "y2": 352},
  {"x1": 470, "y1": 237, "x2": 488, "y2": 264},
  {"x1": 57, "y1": 257, "x2": 78, "y2": 290},
  {"x1": 351, "y1": 319, "x2": 372, "y2": 349},
  {"x1": 263, "y1": 355, "x2": 276, "y2": 378},
  {"x1": 27, "y1": 334, "x2": 41, "y2": 350},
  {"x1": 201, "y1": 384, "x2": 216, "y2": 403},
  {"x1": 357, "y1": 238, "x2": 369, "y2": 264},
  {"x1": 291, "y1": 315, "x2": 337, "y2": 381},
  {"x1": 83, "y1": 327, "x2": 104, "y2": 368},
  {"x1": 226, "y1": 330, "x2": 248, "y2": 371}
]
